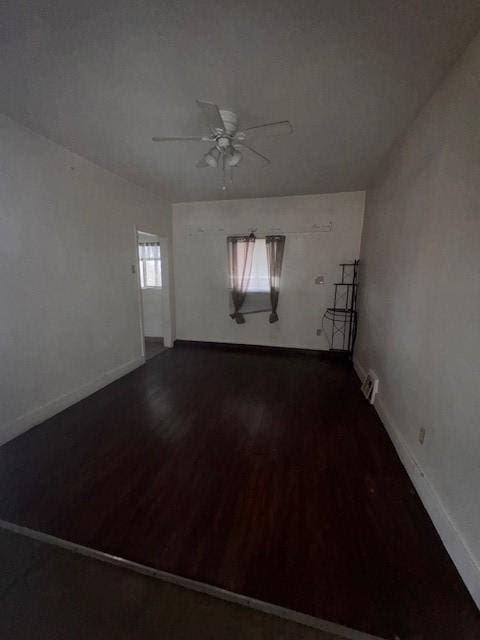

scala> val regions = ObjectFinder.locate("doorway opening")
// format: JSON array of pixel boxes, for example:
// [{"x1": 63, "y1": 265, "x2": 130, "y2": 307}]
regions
[{"x1": 136, "y1": 230, "x2": 170, "y2": 360}]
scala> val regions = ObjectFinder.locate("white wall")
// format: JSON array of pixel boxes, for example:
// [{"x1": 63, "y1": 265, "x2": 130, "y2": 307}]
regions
[
  {"x1": 0, "y1": 115, "x2": 172, "y2": 444},
  {"x1": 173, "y1": 193, "x2": 365, "y2": 350},
  {"x1": 356, "y1": 31, "x2": 480, "y2": 604}
]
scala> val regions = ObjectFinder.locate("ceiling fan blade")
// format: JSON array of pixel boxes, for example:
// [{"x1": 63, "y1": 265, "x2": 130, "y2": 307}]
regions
[
  {"x1": 196, "y1": 157, "x2": 209, "y2": 168},
  {"x1": 241, "y1": 120, "x2": 293, "y2": 138},
  {"x1": 152, "y1": 136, "x2": 210, "y2": 142},
  {"x1": 236, "y1": 143, "x2": 270, "y2": 165},
  {"x1": 196, "y1": 100, "x2": 225, "y2": 133}
]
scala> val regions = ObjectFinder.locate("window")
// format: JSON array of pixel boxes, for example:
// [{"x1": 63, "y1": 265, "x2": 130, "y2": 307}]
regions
[
  {"x1": 138, "y1": 242, "x2": 162, "y2": 288},
  {"x1": 247, "y1": 238, "x2": 269, "y2": 292}
]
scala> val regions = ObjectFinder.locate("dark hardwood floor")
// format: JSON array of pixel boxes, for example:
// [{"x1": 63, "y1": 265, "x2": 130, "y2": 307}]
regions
[
  {"x1": 144, "y1": 339, "x2": 166, "y2": 361},
  {"x1": 0, "y1": 344, "x2": 478, "y2": 639}
]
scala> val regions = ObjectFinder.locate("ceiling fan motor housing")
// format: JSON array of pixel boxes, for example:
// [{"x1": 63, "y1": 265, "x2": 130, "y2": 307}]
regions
[{"x1": 216, "y1": 136, "x2": 231, "y2": 149}]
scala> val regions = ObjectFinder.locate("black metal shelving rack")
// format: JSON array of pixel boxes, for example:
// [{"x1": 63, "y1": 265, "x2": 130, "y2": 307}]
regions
[{"x1": 323, "y1": 260, "x2": 359, "y2": 357}]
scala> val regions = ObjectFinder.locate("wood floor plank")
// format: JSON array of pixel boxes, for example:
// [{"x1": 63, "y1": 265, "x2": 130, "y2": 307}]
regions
[{"x1": 0, "y1": 344, "x2": 478, "y2": 639}]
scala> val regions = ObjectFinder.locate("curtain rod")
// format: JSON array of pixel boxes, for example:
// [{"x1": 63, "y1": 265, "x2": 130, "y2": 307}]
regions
[{"x1": 186, "y1": 222, "x2": 332, "y2": 236}]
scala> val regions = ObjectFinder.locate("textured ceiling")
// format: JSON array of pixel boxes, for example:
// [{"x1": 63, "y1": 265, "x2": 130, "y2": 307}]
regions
[{"x1": 1, "y1": 0, "x2": 479, "y2": 202}]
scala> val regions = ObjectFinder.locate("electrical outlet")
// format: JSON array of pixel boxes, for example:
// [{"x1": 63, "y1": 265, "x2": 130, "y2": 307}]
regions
[
  {"x1": 418, "y1": 427, "x2": 426, "y2": 445},
  {"x1": 131, "y1": 264, "x2": 136, "y2": 274},
  {"x1": 316, "y1": 328, "x2": 323, "y2": 336},
  {"x1": 314, "y1": 276, "x2": 325, "y2": 285}
]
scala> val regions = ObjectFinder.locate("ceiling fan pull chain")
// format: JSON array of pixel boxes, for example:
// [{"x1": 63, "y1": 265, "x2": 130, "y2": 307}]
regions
[{"x1": 221, "y1": 154, "x2": 227, "y2": 191}]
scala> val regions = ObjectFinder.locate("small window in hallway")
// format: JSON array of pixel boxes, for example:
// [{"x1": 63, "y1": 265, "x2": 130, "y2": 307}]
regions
[{"x1": 138, "y1": 242, "x2": 162, "y2": 288}]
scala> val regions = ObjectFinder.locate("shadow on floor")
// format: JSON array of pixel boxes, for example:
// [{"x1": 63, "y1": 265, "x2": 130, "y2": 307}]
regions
[
  {"x1": 0, "y1": 526, "x2": 351, "y2": 640},
  {"x1": 144, "y1": 339, "x2": 167, "y2": 361}
]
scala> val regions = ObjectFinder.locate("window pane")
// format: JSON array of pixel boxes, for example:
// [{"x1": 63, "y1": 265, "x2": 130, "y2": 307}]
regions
[
  {"x1": 145, "y1": 260, "x2": 162, "y2": 287},
  {"x1": 248, "y1": 239, "x2": 269, "y2": 292},
  {"x1": 146, "y1": 260, "x2": 155, "y2": 286},
  {"x1": 138, "y1": 242, "x2": 162, "y2": 288}
]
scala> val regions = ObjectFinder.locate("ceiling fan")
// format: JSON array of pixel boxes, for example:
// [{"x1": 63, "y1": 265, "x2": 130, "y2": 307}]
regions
[{"x1": 152, "y1": 100, "x2": 293, "y2": 190}]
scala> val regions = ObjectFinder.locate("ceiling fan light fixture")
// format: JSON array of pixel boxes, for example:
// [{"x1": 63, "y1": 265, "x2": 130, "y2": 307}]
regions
[
  {"x1": 204, "y1": 147, "x2": 221, "y2": 167},
  {"x1": 226, "y1": 149, "x2": 242, "y2": 167}
]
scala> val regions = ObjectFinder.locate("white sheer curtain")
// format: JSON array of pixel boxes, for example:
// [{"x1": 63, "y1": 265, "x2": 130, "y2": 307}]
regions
[{"x1": 138, "y1": 242, "x2": 162, "y2": 288}]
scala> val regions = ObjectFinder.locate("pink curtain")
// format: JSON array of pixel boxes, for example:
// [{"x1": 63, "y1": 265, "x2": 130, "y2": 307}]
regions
[
  {"x1": 265, "y1": 235, "x2": 286, "y2": 323},
  {"x1": 227, "y1": 233, "x2": 255, "y2": 324}
]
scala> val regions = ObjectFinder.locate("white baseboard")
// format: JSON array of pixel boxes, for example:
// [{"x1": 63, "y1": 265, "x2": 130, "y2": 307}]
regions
[
  {"x1": 353, "y1": 357, "x2": 480, "y2": 609},
  {"x1": 352, "y1": 358, "x2": 367, "y2": 382},
  {"x1": 0, "y1": 356, "x2": 145, "y2": 447},
  {"x1": 175, "y1": 336, "x2": 329, "y2": 352}
]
